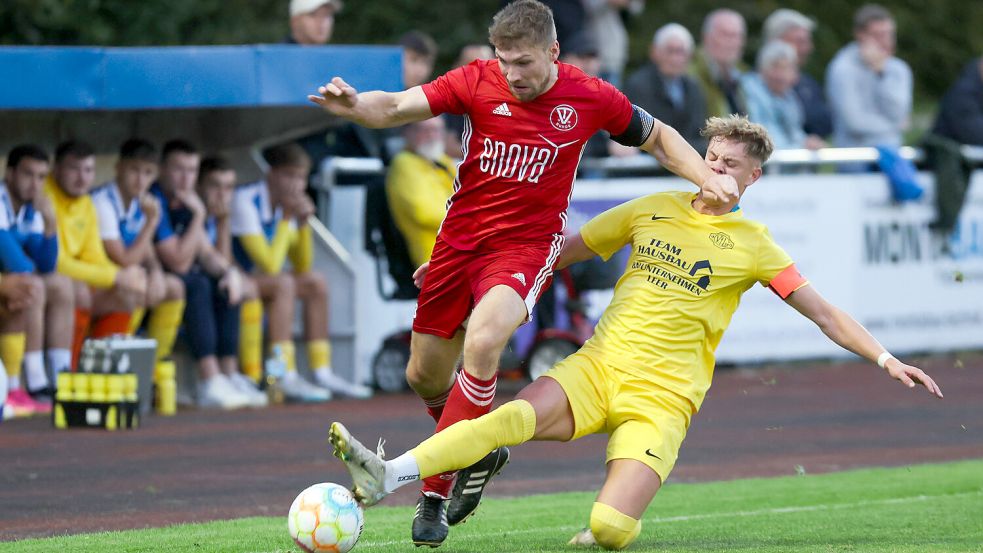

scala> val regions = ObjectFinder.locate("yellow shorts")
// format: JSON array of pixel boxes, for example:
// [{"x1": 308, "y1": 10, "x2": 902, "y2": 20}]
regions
[{"x1": 543, "y1": 347, "x2": 693, "y2": 482}]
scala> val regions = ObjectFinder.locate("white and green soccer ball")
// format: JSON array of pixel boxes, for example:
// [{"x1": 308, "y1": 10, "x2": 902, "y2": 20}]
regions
[{"x1": 288, "y1": 482, "x2": 364, "y2": 553}]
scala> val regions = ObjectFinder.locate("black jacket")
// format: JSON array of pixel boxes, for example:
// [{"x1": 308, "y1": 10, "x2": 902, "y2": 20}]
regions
[{"x1": 623, "y1": 63, "x2": 708, "y2": 152}]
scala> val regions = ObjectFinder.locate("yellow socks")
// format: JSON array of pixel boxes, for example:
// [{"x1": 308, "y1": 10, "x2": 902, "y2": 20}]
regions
[
  {"x1": 147, "y1": 300, "x2": 184, "y2": 360},
  {"x1": 307, "y1": 339, "x2": 330, "y2": 370},
  {"x1": 0, "y1": 333, "x2": 26, "y2": 387},
  {"x1": 411, "y1": 399, "x2": 536, "y2": 478},
  {"x1": 239, "y1": 299, "x2": 263, "y2": 382},
  {"x1": 127, "y1": 307, "x2": 146, "y2": 335},
  {"x1": 589, "y1": 502, "x2": 641, "y2": 550}
]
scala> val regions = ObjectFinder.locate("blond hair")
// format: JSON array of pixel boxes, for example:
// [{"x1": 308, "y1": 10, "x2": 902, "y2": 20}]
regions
[
  {"x1": 700, "y1": 115, "x2": 774, "y2": 164},
  {"x1": 488, "y1": 0, "x2": 556, "y2": 50}
]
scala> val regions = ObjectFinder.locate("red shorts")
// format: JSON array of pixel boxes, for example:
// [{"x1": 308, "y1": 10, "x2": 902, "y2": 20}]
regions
[{"x1": 412, "y1": 235, "x2": 562, "y2": 339}]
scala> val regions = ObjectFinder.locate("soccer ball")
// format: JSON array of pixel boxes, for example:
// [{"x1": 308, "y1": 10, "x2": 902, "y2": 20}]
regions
[{"x1": 288, "y1": 482, "x2": 364, "y2": 553}]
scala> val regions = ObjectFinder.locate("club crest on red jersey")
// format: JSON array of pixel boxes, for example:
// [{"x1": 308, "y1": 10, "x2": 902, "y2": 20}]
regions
[{"x1": 550, "y1": 104, "x2": 578, "y2": 131}]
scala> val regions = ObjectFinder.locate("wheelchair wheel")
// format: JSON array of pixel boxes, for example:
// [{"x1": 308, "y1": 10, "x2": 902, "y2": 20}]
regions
[
  {"x1": 371, "y1": 338, "x2": 410, "y2": 393},
  {"x1": 525, "y1": 337, "x2": 579, "y2": 381}
]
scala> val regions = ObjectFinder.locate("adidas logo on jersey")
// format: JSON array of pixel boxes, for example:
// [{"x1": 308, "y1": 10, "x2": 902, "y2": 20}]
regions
[
  {"x1": 492, "y1": 102, "x2": 512, "y2": 116},
  {"x1": 511, "y1": 272, "x2": 526, "y2": 286}
]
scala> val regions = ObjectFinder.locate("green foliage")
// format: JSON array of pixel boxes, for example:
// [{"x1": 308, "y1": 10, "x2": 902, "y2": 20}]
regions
[
  {"x1": 0, "y1": 0, "x2": 978, "y2": 99},
  {"x1": 5, "y1": 460, "x2": 983, "y2": 552}
]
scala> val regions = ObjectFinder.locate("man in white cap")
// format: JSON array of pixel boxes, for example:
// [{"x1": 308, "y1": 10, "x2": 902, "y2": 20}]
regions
[{"x1": 287, "y1": 0, "x2": 342, "y2": 45}]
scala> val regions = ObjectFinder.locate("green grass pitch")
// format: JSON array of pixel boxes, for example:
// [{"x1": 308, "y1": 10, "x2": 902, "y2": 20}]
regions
[{"x1": 4, "y1": 460, "x2": 982, "y2": 552}]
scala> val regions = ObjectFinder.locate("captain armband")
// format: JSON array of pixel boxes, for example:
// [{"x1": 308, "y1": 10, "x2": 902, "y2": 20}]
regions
[{"x1": 610, "y1": 104, "x2": 656, "y2": 147}]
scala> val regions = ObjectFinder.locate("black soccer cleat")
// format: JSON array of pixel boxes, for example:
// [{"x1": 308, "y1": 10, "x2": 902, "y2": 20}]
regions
[
  {"x1": 412, "y1": 493, "x2": 449, "y2": 548},
  {"x1": 446, "y1": 446, "x2": 510, "y2": 526}
]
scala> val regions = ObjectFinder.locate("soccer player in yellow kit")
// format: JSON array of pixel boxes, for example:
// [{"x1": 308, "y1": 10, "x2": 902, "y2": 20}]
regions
[{"x1": 327, "y1": 116, "x2": 944, "y2": 550}]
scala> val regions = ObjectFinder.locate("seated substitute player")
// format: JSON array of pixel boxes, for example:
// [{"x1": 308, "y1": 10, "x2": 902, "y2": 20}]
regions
[
  {"x1": 309, "y1": 1, "x2": 738, "y2": 544},
  {"x1": 0, "y1": 272, "x2": 42, "y2": 420},
  {"x1": 150, "y1": 142, "x2": 265, "y2": 408},
  {"x1": 326, "y1": 116, "x2": 944, "y2": 550},
  {"x1": 90, "y1": 138, "x2": 185, "y2": 371},
  {"x1": 230, "y1": 142, "x2": 371, "y2": 401},
  {"x1": 44, "y1": 140, "x2": 147, "y2": 368},
  {"x1": 0, "y1": 145, "x2": 74, "y2": 414}
]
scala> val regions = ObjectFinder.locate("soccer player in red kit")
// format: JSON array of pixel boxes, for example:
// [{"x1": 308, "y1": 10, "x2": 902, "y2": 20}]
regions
[{"x1": 309, "y1": 0, "x2": 738, "y2": 546}]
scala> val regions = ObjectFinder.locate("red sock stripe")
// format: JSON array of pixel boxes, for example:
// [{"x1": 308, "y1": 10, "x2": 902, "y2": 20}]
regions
[
  {"x1": 423, "y1": 386, "x2": 452, "y2": 408},
  {"x1": 457, "y1": 371, "x2": 497, "y2": 407}
]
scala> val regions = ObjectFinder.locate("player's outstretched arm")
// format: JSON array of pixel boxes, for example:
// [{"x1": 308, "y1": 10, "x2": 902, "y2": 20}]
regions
[
  {"x1": 638, "y1": 119, "x2": 738, "y2": 209},
  {"x1": 308, "y1": 77, "x2": 434, "y2": 129},
  {"x1": 784, "y1": 284, "x2": 944, "y2": 398},
  {"x1": 556, "y1": 233, "x2": 598, "y2": 270}
]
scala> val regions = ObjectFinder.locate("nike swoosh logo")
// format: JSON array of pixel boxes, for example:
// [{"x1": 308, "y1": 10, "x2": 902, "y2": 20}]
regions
[
  {"x1": 645, "y1": 449, "x2": 662, "y2": 460},
  {"x1": 651, "y1": 216, "x2": 673, "y2": 221}
]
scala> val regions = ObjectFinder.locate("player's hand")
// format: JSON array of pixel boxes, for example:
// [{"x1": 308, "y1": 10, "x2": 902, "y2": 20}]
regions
[
  {"x1": 175, "y1": 188, "x2": 207, "y2": 218},
  {"x1": 700, "y1": 173, "x2": 740, "y2": 210},
  {"x1": 115, "y1": 265, "x2": 148, "y2": 297},
  {"x1": 218, "y1": 267, "x2": 243, "y2": 305},
  {"x1": 308, "y1": 77, "x2": 359, "y2": 113},
  {"x1": 859, "y1": 39, "x2": 889, "y2": 73},
  {"x1": 0, "y1": 273, "x2": 41, "y2": 312},
  {"x1": 33, "y1": 192, "x2": 58, "y2": 232},
  {"x1": 412, "y1": 262, "x2": 429, "y2": 289},
  {"x1": 139, "y1": 194, "x2": 161, "y2": 225},
  {"x1": 885, "y1": 358, "x2": 943, "y2": 399}
]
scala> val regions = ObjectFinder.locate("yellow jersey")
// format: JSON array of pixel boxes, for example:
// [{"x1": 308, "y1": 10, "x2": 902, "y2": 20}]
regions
[
  {"x1": 580, "y1": 191, "x2": 807, "y2": 411},
  {"x1": 385, "y1": 151, "x2": 456, "y2": 267},
  {"x1": 44, "y1": 177, "x2": 119, "y2": 289}
]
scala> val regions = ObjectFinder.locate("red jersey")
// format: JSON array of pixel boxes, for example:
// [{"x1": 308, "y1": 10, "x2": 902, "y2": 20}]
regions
[{"x1": 421, "y1": 59, "x2": 633, "y2": 251}]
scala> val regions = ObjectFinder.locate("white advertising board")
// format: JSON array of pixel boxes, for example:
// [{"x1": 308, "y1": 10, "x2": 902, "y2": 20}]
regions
[{"x1": 569, "y1": 171, "x2": 983, "y2": 363}]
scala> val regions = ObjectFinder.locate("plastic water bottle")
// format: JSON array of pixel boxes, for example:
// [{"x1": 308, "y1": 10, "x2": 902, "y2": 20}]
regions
[{"x1": 264, "y1": 345, "x2": 286, "y2": 404}]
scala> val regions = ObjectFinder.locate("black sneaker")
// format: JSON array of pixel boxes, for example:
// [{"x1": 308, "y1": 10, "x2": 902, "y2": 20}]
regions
[
  {"x1": 412, "y1": 493, "x2": 449, "y2": 548},
  {"x1": 446, "y1": 447, "x2": 510, "y2": 526}
]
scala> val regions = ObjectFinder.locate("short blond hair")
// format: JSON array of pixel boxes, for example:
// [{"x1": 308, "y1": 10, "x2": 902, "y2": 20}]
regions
[
  {"x1": 700, "y1": 115, "x2": 774, "y2": 164},
  {"x1": 488, "y1": 0, "x2": 556, "y2": 50}
]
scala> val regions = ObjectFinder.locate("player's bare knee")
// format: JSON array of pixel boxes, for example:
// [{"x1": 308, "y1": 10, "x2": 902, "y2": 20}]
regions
[
  {"x1": 74, "y1": 280, "x2": 92, "y2": 310},
  {"x1": 405, "y1": 360, "x2": 441, "y2": 397},
  {"x1": 165, "y1": 274, "x2": 185, "y2": 301},
  {"x1": 275, "y1": 273, "x2": 296, "y2": 298},
  {"x1": 296, "y1": 271, "x2": 327, "y2": 300},
  {"x1": 589, "y1": 503, "x2": 641, "y2": 551},
  {"x1": 463, "y1": 326, "x2": 508, "y2": 367},
  {"x1": 44, "y1": 273, "x2": 73, "y2": 307}
]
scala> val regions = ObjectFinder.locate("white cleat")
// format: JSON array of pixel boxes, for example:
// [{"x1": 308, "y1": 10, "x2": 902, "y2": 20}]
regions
[
  {"x1": 568, "y1": 528, "x2": 597, "y2": 547},
  {"x1": 328, "y1": 421, "x2": 388, "y2": 506}
]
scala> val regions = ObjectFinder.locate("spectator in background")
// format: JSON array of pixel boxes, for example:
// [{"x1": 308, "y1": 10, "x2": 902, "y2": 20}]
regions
[
  {"x1": 231, "y1": 143, "x2": 372, "y2": 400},
  {"x1": 925, "y1": 57, "x2": 983, "y2": 234},
  {"x1": 763, "y1": 8, "x2": 832, "y2": 139},
  {"x1": 933, "y1": 57, "x2": 983, "y2": 146},
  {"x1": 624, "y1": 23, "x2": 707, "y2": 152},
  {"x1": 691, "y1": 9, "x2": 748, "y2": 118},
  {"x1": 583, "y1": 0, "x2": 644, "y2": 88},
  {"x1": 508, "y1": 0, "x2": 585, "y2": 51},
  {"x1": 45, "y1": 140, "x2": 147, "y2": 370},
  {"x1": 0, "y1": 146, "x2": 67, "y2": 416},
  {"x1": 90, "y1": 139, "x2": 185, "y2": 376},
  {"x1": 742, "y1": 41, "x2": 825, "y2": 151},
  {"x1": 286, "y1": 0, "x2": 341, "y2": 45},
  {"x1": 386, "y1": 117, "x2": 456, "y2": 268},
  {"x1": 445, "y1": 44, "x2": 495, "y2": 157},
  {"x1": 401, "y1": 31, "x2": 439, "y2": 90},
  {"x1": 826, "y1": 4, "x2": 912, "y2": 149}
]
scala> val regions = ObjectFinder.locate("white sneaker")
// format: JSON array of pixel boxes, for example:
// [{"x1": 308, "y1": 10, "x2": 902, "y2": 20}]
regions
[
  {"x1": 198, "y1": 374, "x2": 253, "y2": 410},
  {"x1": 226, "y1": 372, "x2": 269, "y2": 407},
  {"x1": 568, "y1": 528, "x2": 597, "y2": 547},
  {"x1": 314, "y1": 368, "x2": 373, "y2": 399},
  {"x1": 280, "y1": 371, "x2": 331, "y2": 403}
]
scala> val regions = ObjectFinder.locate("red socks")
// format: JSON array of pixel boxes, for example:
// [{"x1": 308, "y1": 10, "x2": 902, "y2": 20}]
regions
[{"x1": 421, "y1": 370, "x2": 498, "y2": 498}]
